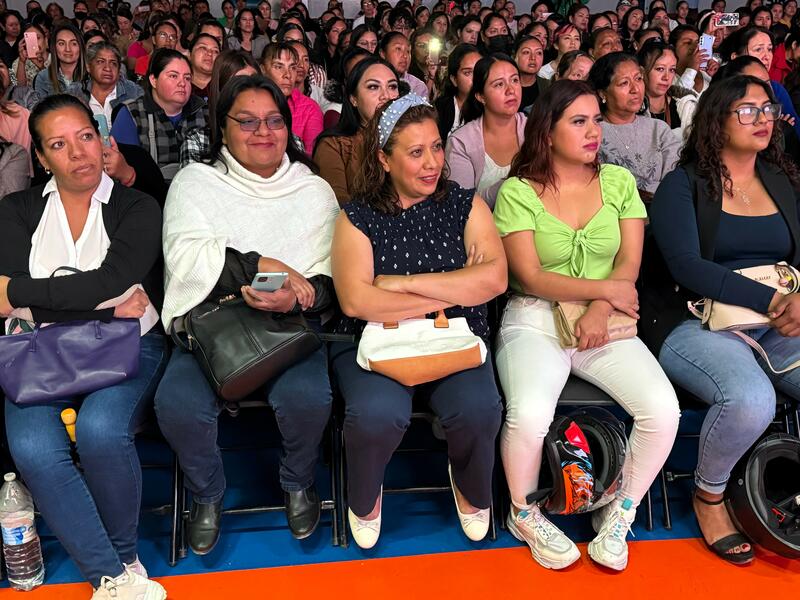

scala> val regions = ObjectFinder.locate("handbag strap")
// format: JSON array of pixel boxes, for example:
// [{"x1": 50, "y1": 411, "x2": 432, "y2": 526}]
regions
[
  {"x1": 730, "y1": 329, "x2": 800, "y2": 374},
  {"x1": 383, "y1": 310, "x2": 449, "y2": 330}
]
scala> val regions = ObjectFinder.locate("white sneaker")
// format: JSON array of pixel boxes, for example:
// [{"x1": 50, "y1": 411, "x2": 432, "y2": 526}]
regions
[
  {"x1": 91, "y1": 570, "x2": 166, "y2": 600},
  {"x1": 448, "y1": 464, "x2": 490, "y2": 542},
  {"x1": 348, "y1": 488, "x2": 382, "y2": 549},
  {"x1": 123, "y1": 557, "x2": 148, "y2": 579},
  {"x1": 506, "y1": 504, "x2": 581, "y2": 570},
  {"x1": 588, "y1": 498, "x2": 636, "y2": 571}
]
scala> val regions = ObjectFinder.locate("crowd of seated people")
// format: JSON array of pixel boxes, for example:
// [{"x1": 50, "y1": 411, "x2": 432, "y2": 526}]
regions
[{"x1": 3, "y1": 0, "x2": 800, "y2": 597}]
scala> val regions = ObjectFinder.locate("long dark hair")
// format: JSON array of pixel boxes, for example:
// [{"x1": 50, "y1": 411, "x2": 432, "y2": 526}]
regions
[
  {"x1": 680, "y1": 74, "x2": 800, "y2": 200},
  {"x1": 353, "y1": 102, "x2": 449, "y2": 215},
  {"x1": 206, "y1": 75, "x2": 317, "y2": 173},
  {"x1": 47, "y1": 22, "x2": 86, "y2": 93},
  {"x1": 442, "y1": 43, "x2": 480, "y2": 98},
  {"x1": 461, "y1": 52, "x2": 518, "y2": 123},
  {"x1": 509, "y1": 80, "x2": 599, "y2": 192},
  {"x1": 209, "y1": 49, "x2": 259, "y2": 143},
  {"x1": 315, "y1": 56, "x2": 398, "y2": 146},
  {"x1": 719, "y1": 25, "x2": 773, "y2": 62},
  {"x1": 233, "y1": 8, "x2": 261, "y2": 42}
]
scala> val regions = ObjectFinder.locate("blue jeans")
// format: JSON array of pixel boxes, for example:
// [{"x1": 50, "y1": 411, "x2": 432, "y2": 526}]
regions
[
  {"x1": 659, "y1": 319, "x2": 800, "y2": 494},
  {"x1": 154, "y1": 341, "x2": 332, "y2": 502},
  {"x1": 330, "y1": 343, "x2": 502, "y2": 517},
  {"x1": 4, "y1": 332, "x2": 168, "y2": 588}
]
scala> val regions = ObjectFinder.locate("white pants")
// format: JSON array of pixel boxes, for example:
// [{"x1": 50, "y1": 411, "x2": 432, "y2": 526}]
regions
[{"x1": 495, "y1": 296, "x2": 680, "y2": 509}]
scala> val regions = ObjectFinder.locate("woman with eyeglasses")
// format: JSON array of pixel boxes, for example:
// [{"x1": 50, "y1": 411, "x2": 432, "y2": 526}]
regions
[
  {"x1": 647, "y1": 74, "x2": 800, "y2": 566},
  {"x1": 133, "y1": 18, "x2": 178, "y2": 78},
  {"x1": 155, "y1": 74, "x2": 338, "y2": 554}
]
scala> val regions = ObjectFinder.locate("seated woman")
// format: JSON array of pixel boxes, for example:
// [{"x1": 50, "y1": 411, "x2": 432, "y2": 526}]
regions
[
  {"x1": 10, "y1": 24, "x2": 48, "y2": 88},
  {"x1": 0, "y1": 94, "x2": 167, "y2": 600},
  {"x1": 538, "y1": 23, "x2": 581, "y2": 80},
  {"x1": 110, "y1": 49, "x2": 206, "y2": 181},
  {"x1": 0, "y1": 81, "x2": 32, "y2": 178},
  {"x1": 133, "y1": 17, "x2": 179, "y2": 79},
  {"x1": 226, "y1": 8, "x2": 260, "y2": 56},
  {"x1": 156, "y1": 75, "x2": 339, "y2": 553},
  {"x1": 725, "y1": 26, "x2": 800, "y2": 139},
  {"x1": 34, "y1": 22, "x2": 86, "y2": 97},
  {"x1": 0, "y1": 137, "x2": 29, "y2": 197},
  {"x1": 638, "y1": 39, "x2": 698, "y2": 136},
  {"x1": 445, "y1": 54, "x2": 526, "y2": 209},
  {"x1": 313, "y1": 56, "x2": 399, "y2": 204},
  {"x1": 514, "y1": 35, "x2": 545, "y2": 112},
  {"x1": 330, "y1": 93, "x2": 507, "y2": 549},
  {"x1": 433, "y1": 43, "x2": 480, "y2": 141},
  {"x1": 554, "y1": 50, "x2": 594, "y2": 81},
  {"x1": 262, "y1": 42, "x2": 323, "y2": 155},
  {"x1": 588, "y1": 51, "x2": 680, "y2": 199},
  {"x1": 494, "y1": 79, "x2": 680, "y2": 572},
  {"x1": 68, "y1": 41, "x2": 143, "y2": 125},
  {"x1": 588, "y1": 27, "x2": 624, "y2": 61},
  {"x1": 649, "y1": 74, "x2": 800, "y2": 565}
]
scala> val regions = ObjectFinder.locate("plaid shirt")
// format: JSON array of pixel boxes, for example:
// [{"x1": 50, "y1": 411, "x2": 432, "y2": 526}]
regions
[{"x1": 179, "y1": 127, "x2": 305, "y2": 167}]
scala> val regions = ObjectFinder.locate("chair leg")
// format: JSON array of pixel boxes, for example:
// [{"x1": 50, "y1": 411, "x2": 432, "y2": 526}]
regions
[
  {"x1": 169, "y1": 454, "x2": 181, "y2": 567},
  {"x1": 660, "y1": 469, "x2": 672, "y2": 530},
  {"x1": 644, "y1": 488, "x2": 654, "y2": 532},
  {"x1": 337, "y1": 423, "x2": 349, "y2": 549},
  {"x1": 329, "y1": 423, "x2": 340, "y2": 547},
  {"x1": 178, "y1": 468, "x2": 188, "y2": 559},
  {"x1": 489, "y1": 499, "x2": 497, "y2": 541}
]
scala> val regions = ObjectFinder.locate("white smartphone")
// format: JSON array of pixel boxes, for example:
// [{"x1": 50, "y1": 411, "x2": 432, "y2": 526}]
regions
[
  {"x1": 699, "y1": 33, "x2": 715, "y2": 69},
  {"x1": 251, "y1": 272, "x2": 288, "y2": 292},
  {"x1": 94, "y1": 113, "x2": 112, "y2": 147}
]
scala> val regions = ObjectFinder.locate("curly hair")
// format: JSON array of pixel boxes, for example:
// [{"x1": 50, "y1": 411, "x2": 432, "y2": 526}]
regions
[
  {"x1": 352, "y1": 103, "x2": 449, "y2": 215},
  {"x1": 680, "y1": 74, "x2": 800, "y2": 200}
]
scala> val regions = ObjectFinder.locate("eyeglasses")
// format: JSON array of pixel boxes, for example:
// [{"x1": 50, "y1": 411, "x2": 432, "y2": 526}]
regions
[
  {"x1": 731, "y1": 103, "x2": 782, "y2": 124},
  {"x1": 226, "y1": 114, "x2": 286, "y2": 131},
  {"x1": 156, "y1": 32, "x2": 177, "y2": 41}
]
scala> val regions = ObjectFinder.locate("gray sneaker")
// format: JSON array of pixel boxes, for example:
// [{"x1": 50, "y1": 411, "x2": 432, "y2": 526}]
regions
[{"x1": 507, "y1": 504, "x2": 580, "y2": 570}]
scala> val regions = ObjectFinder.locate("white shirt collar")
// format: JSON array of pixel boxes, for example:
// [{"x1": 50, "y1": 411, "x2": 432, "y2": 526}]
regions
[{"x1": 42, "y1": 171, "x2": 115, "y2": 204}]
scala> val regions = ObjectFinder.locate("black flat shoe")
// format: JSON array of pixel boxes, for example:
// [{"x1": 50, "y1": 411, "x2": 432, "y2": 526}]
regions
[
  {"x1": 694, "y1": 493, "x2": 754, "y2": 565},
  {"x1": 285, "y1": 486, "x2": 320, "y2": 540},
  {"x1": 187, "y1": 498, "x2": 223, "y2": 556}
]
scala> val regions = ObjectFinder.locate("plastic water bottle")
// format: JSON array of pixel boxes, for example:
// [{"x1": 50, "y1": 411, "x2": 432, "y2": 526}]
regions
[{"x1": 0, "y1": 473, "x2": 45, "y2": 591}]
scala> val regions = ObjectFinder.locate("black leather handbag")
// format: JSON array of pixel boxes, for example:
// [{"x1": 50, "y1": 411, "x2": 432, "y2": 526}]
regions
[{"x1": 171, "y1": 296, "x2": 323, "y2": 402}]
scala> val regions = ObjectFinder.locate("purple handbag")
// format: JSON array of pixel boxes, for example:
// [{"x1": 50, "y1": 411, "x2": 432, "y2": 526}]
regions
[{"x1": 0, "y1": 318, "x2": 141, "y2": 406}]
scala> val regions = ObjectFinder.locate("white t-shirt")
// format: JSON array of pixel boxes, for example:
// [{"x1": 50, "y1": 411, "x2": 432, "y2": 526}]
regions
[
  {"x1": 89, "y1": 86, "x2": 117, "y2": 127},
  {"x1": 477, "y1": 153, "x2": 510, "y2": 201}
]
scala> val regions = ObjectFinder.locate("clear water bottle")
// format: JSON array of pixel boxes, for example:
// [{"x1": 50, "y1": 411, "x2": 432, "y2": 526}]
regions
[{"x1": 0, "y1": 473, "x2": 45, "y2": 591}]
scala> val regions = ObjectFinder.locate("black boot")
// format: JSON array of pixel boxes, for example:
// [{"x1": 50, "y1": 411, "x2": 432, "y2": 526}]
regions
[
  {"x1": 187, "y1": 499, "x2": 223, "y2": 555},
  {"x1": 284, "y1": 486, "x2": 320, "y2": 540}
]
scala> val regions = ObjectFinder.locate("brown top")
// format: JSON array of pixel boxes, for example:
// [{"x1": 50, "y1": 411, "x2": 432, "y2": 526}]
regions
[{"x1": 313, "y1": 131, "x2": 364, "y2": 206}]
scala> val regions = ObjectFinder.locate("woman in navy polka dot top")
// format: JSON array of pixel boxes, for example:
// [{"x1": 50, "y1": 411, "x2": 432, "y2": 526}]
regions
[{"x1": 329, "y1": 98, "x2": 507, "y2": 550}]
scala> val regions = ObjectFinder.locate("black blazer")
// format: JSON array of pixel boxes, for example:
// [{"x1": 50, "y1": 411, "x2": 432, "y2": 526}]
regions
[{"x1": 638, "y1": 158, "x2": 800, "y2": 354}]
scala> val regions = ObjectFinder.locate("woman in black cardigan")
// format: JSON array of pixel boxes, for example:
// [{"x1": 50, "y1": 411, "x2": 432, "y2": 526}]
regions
[
  {"x1": 0, "y1": 95, "x2": 167, "y2": 599},
  {"x1": 433, "y1": 43, "x2": 480, "y2": 143},
  {"x1": 647, "y1": 75, "x2": 800, "y2": 566}
]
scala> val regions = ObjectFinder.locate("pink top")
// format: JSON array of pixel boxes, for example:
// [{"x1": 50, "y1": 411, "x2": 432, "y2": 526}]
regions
[
  {"x1": 127, "y1": 40, "x2": 148, "y2": 60},
  {"x1": 288, "y1": 88, "x2": 323, "y2": 156},
  {"x1": 0, "y1": 104, "x2": 32, "y2": 176}
]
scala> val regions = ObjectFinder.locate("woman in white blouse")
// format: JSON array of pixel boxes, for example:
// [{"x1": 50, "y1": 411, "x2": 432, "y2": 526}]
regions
[{"x1": 0, "y1": 94, "x2": 167, "y2": 600}]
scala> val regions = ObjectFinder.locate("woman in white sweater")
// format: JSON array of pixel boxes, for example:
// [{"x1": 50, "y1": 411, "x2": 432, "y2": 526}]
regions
[{"x1": 155, "y1": 75, "x2": 339, "y2": 553}]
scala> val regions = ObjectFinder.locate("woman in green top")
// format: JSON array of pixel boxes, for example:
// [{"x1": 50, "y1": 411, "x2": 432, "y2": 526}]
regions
[{"x1": 493, "y1": 80, "x2": 679, "y2": 573}]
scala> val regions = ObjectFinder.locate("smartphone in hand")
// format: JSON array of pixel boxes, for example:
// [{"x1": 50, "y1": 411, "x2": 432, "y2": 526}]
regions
[
  {"x1": 251, "y1": 272, "x2": 289, "y2": 293},
  {"x1": 24, "y1": 31, "x2": 39, "y2": 56}
]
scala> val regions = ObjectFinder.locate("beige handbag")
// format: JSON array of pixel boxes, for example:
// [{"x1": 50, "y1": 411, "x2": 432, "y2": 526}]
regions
[
  {"x1": 356, "y1": 310, "x2": 487, "y2": 386},
  {"x1": 688, "y1": 262, "x2": 800, "y2": 373},
  {"x1": 552, "y1": 301, "x2": 638, "y2": 349}
]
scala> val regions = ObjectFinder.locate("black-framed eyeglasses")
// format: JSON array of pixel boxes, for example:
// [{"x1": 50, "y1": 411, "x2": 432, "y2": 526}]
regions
[
  {"x1": 731, "y1": 103, "x2": 782, "y2": 124},
  {"x1": 226, "y1": 114, "x2": 286, "y2": 132}
]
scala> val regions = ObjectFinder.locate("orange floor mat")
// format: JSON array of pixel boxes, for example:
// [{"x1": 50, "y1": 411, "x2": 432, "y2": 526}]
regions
[{"x1": 13, "y1": 538, "x2": 800, "y2": 599}]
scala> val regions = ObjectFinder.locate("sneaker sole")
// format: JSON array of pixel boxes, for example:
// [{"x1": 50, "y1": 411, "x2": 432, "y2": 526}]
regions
[
  {"x1": 587, "y1": 540, "x2": 628, "y2": 571},
  {"x1": 506, "y1": 514, "x2": 581, "y2": 570}
]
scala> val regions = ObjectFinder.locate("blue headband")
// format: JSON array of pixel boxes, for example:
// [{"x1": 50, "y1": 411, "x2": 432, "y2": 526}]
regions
[{"x1": 378, "y1": 93, "x2": 431, "y2": 148}]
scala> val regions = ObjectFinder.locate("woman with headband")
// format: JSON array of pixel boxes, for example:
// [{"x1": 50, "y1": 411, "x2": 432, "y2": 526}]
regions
[{"x1": 330, "y1": 93, "x2": 507, "y2": 549}]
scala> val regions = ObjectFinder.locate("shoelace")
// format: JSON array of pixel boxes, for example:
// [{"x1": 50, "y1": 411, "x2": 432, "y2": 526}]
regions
[
  {"x1": 524, "y1": 509, "x2": 557, "y2": 541},
  {"x1": 606, "y1": 509, "x2": 636, "y2": 542},
  {"x1": 98, "y1": 575, "x2": 122, "y2": 598}
]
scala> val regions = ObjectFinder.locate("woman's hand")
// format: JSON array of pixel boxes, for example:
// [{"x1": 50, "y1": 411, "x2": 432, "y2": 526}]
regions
[
  {"x1": 241, "y1": 284, "x2": 297, "y2": 313},
  {"x1": 103, "y1": 137, "x2": 136, "y2": 185},
  {"x1": 575, "y1": 302, "x2": 610, "y2": 351},
  {"x1": 258, "y1": 258, "x2": 315, "y2": 310},
  {"x1": 464, "y1": 244, "x2": 484, "y2": 268},
  {"x1": 0, "y1": 276, "x2": 13, "y2": 316},
  {"x1": 602, "y1": 279, "x2": 639, "y2": 319},
  {"x1": 781, "y1": 113, "x2": 797, "y2": 127},
  {"x1": 770, "y1": 293, "x2": 800, "y2": 336},
  {"x1": 373, "y1": 274, "x2": 410, "y2": 293},
  {"x1": 114, "y1": 288, "x2": 150, "y2": 318}
]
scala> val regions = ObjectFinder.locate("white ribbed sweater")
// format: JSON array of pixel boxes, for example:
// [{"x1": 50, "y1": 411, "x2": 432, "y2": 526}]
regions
[{"x1": 161, "y1": 148, "x2": 339, "y2": 330}]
